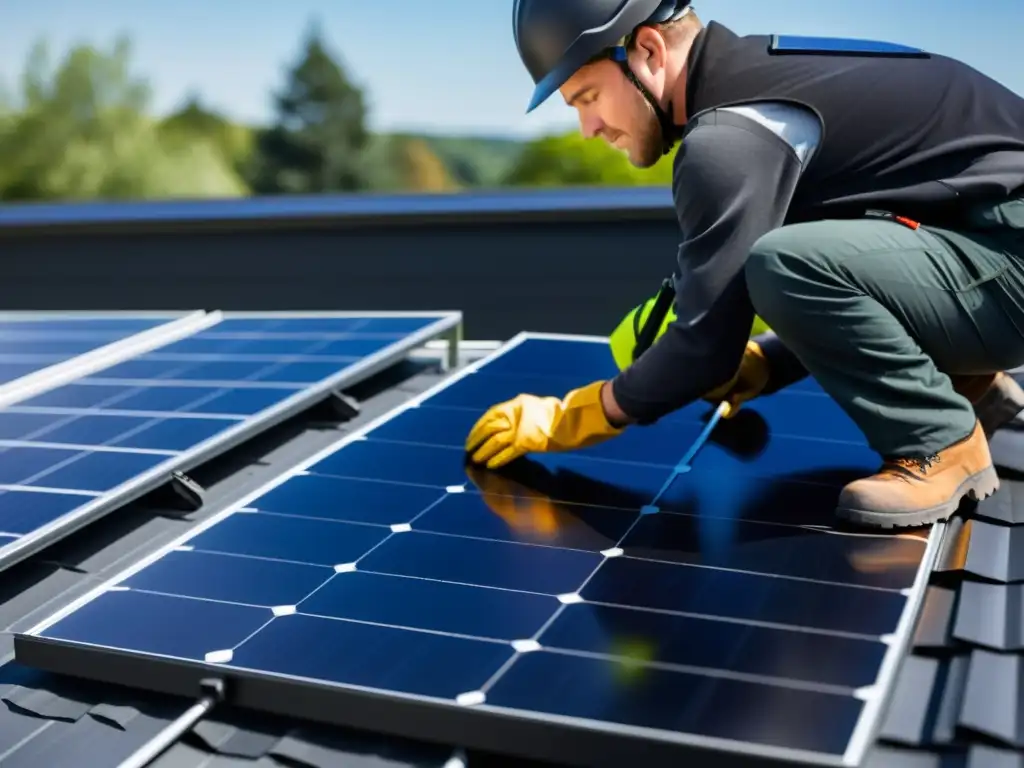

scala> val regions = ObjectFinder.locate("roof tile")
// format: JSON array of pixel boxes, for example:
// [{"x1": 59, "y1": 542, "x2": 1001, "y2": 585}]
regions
[
  {"x1": 865, "y1": 744, "x2": 967, "y2": 767},
  {"x1": 4, "y1": 686, "x2": 92, "y2": 722},
  {"x1": 962, "y1": 521, "x2": 1024, "y2": 583},
  {"x1": 966, "y1": 744, "x2": 1024, "y2": 768},
  {"x1": 914, "y1": 585, "x2": 959, "y2": 649},
  {"x1": 958, "y1": 649, "x2": 1023, "y2": 748},
  {"x1": 880, "y1": 654, "x2": 970, "y2": 748},
  {"x1": 974, "y1": 475, "x2": 1024, "y2": 525},
  {"x1": 988, "y1": 424, "x2": 1024, "y2": 475},
  {"x1": 269, "y1": 727, "x2": 459, "y2": 768},
  {"x1": 953, "y1": 582, "x2": 1024, "y2": 651}
]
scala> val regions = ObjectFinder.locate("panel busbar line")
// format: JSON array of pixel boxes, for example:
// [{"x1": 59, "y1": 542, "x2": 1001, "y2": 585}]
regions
[
  {"x1": 16, "y1": 332, "x2": 942, "y2": 768},
  {"x1": 0, "y1": 311, "x2": 462, "y2": 572}
]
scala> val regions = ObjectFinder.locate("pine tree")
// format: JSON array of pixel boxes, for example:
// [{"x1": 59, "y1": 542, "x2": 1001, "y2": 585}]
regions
[{"x1": 250, "y1": 22, "x2": 369, "y2": 194}]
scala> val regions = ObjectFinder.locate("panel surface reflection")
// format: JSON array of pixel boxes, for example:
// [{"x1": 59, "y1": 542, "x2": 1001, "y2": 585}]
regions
[
  {"x1": 621, "y1": 511, "x2": 924, "y2": 589},
  {"x1": 542, "y1": 603, "x2": 886, "y2": 688},
  {"x1": 486, "y1": 651, "x2": 862, "y2": 756}
]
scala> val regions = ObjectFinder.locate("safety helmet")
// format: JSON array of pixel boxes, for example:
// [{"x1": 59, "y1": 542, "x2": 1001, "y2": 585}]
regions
[{"x1": 512, "y1": 0, "x2": 694, "y2": 153}]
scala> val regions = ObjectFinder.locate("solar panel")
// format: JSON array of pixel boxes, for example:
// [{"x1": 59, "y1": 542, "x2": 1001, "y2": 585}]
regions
[
  {"x1": 0, "y1": 311, "x2": 461, "y2": 570},
  {"x1": 16, "y1": 332, "x2": 942, "y2": 767},
  {"x1": 0, "y1": 311, "x2": 210, "y2": 406}
]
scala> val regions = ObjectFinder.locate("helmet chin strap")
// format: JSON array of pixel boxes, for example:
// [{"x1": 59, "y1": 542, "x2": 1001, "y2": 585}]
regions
[
  {"x1": 609, "y1": 2, "x2": 693, "y2": 155},
  {"x1": 610, "y1": 46, "x2": 685, "y2": 156}
]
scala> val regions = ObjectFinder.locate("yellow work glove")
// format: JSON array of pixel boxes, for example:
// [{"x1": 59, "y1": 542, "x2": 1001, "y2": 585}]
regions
[
  {"x1": 465, "y1": 380, "x2": 623, "y2": 469},
  {"x1": 701, "y1": 340, "x2": 770, "y2": 418}
]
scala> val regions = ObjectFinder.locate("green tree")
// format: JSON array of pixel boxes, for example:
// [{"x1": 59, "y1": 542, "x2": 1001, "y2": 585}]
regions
[
  {"x1": 158, "y1": 94, "x2": 254, "y2": 175},
  {"x1": 503, "y1": 131, "x2": 674, "y2": 188},
  {"x1": 0, "y1": 80, "x2": 13, "y2": 173},
  {"x1": 249, "y1": 23, "x2": 370, "y2": 194},
  {"x1": 0, "y1": 37, "x2": 246, "y2": 201}
]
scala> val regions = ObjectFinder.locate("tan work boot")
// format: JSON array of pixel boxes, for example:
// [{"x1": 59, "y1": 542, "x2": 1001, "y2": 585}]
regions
[
  {"x1": 836, "y1": 420, "x2": 1000, "y2": 529},
  {"x1": 951, "y1": 372, "x2": 1024, "y2": 435}
]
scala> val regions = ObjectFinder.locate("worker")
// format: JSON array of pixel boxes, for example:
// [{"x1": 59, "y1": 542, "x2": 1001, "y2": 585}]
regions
[{"x1": 466, "y1": 0, "x2": 1024, "y2": 529}]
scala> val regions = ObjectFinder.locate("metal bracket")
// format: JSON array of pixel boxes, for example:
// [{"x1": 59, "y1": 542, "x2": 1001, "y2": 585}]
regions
[{"x1": 308, "y1": 390, "x2": 361, "y2": 422}]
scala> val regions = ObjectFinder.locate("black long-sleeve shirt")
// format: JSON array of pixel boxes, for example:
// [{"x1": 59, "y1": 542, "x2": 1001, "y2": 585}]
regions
[{"x1": 611, "y1": 109, "x2": 806, "y2": 422}]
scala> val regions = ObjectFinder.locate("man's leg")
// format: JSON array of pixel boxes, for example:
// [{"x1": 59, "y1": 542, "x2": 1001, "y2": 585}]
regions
[{"x1": 745, "y1": 216, "x2": 1024, "y2": 528}]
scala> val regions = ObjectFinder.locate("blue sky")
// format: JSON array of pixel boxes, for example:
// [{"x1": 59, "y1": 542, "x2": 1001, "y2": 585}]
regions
[{"x1": 1, "y1": 0, "x2": 1021, "y2": 137}]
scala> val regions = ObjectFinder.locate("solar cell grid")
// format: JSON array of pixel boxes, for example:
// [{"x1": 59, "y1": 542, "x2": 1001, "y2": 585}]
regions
[
  {"x1": 19, "y1": 332, "x2": 940, "y2": 767},
  {"x1": 0, "y1": 313, "x2": 181, "y2": 386},
  {"x1": 0, "y1": 311, "x2": 460, "y2": 571}
]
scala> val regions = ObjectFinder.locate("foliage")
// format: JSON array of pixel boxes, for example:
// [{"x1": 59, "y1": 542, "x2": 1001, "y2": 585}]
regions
[
  {"x1": 419, "y1": 135, "x2": 523, "y2": 188},
  {"x1": 502, "y1": 131, "x2": 674, "y2": 188},
  {"x1": 0, "y1": 28, "x2": 690, "y2": 201},
  {"x1": 158, "y1": 95, "x2": 254, "y2": 176},
  {"x1": 248, "y1": 24, "x2": 369, "y2": 194},
  {"x1": 390, "y1": 136, "x2": 458, "y2": 192},
  {"x1": 361, "y1": 133, "x2": 457, "y2": 192},
  {"x1": 362, "y1": 133, "x2": 521, "y2": 191},
  {"x1": 0, "y1": 38, "x2": 245, "y2": 201}
]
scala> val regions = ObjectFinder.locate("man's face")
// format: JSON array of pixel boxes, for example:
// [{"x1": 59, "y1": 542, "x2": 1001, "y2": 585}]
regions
[{"x1": 558, "y1": 57, "x2": 664, "y2": 168}]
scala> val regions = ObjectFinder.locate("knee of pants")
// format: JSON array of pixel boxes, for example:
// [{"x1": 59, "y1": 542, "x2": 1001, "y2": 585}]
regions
[{"x1": 744, "y1": 229, "x2": 814, "y2": 326}]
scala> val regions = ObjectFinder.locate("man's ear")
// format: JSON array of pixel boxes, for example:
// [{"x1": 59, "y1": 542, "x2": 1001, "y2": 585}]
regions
[{"x1": 630, "y1": 26, "x2": 669, "y2": 75}]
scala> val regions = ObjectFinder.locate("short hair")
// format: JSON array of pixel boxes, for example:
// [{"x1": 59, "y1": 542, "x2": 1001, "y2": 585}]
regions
[{"x1": 632, "y1": 7, "x2": 703, "y2": 49}]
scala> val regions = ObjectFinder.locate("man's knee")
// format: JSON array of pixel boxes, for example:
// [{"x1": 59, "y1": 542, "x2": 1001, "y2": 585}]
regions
[{"x1": 744, "y1": 225, "x2": 830, "y2": 322}]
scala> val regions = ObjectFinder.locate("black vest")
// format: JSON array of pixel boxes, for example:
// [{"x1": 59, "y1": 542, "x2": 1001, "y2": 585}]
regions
[{"x1": 683, "y1": 22, "x2": 1024, "y2": 225}]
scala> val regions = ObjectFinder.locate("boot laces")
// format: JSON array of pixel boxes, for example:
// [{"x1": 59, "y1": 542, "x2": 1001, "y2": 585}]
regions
[{"x1": 889, "y1": 454, "x2": 941, "y2": 476}]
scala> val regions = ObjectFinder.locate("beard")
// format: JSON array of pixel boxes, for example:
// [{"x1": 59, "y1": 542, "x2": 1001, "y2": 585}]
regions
[{"x1": 628, "y1": 107, "x2": 665, "y2": 168}]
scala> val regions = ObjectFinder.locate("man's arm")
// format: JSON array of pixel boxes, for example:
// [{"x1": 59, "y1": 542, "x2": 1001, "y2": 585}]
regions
[{"x1": 608, "y1": 109, "x2": 813, "y2": 424}]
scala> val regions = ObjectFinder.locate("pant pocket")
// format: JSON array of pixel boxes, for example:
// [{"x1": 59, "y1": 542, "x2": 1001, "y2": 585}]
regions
[{"x1": 920, "y1": 226, "x2": 1009, "y2": 294}]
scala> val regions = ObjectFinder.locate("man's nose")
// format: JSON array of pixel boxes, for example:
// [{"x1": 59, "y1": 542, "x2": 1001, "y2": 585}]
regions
[{"x1": 579, "y1": 113, "x2": 603, "y2": 140}]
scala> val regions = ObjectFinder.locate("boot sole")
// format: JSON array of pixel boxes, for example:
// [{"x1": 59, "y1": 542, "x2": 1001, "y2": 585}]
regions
[{"x1": 835, "y1": 465, "x2": 1001, "y2": 529}]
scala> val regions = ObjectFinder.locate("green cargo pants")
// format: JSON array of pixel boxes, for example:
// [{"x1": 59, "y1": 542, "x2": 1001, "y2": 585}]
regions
[{"x1": 745, "y1": 197, "x2": 1024, "y2": 458}]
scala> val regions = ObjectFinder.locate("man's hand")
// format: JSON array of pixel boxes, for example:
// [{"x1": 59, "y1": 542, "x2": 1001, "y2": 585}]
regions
[
  {"x1": 701, "y1": 340, "x2": 771, "y2": 417},
  {"x1": 465, "y1": 380, "x2": 625, "y2": 469}
]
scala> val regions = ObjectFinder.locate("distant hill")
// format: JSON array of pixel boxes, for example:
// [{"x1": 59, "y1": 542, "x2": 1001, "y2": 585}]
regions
[
  {"x1": 364, "y1": 132, "x2": 524, "y2": 190},
  {"x1": 416, "y1": 135, "x2": 525, "y2": 188}
]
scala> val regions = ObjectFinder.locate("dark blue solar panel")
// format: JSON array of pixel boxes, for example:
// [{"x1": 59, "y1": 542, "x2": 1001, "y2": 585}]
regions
[
  {"x1": 151, "y1": 336, "x2": 395, "y2": 357},
  {"x1": 0, "y1": 317, "x2": 170, "y2": 334},
  {"x1": 0, "y1": 411, "x2": 233, "y2": 451},
  {"x1": 88, "y1": 358, "x2": 359, "y2": 384},
  {"x1": 27, "y1": 334, "x2": 932, "y2": 764},
  {"x1": 0, "y1": 314, "x2": 175, "y2": 385},
  {"x1": 0, "y1": 312, "x2": 456, "y2": 569},
  {"x1": 19, "y1": 383, "x2": 295, "y2": 415},
  {"x1": 0, "y1": 446, "x2": 168, "y2": 491},
  {"x1": 200, "y1": 316, "x2": 442, "y2": 335},
  {"x1": 0, "y1": 489, "x2": 94, "y2": 536}
]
